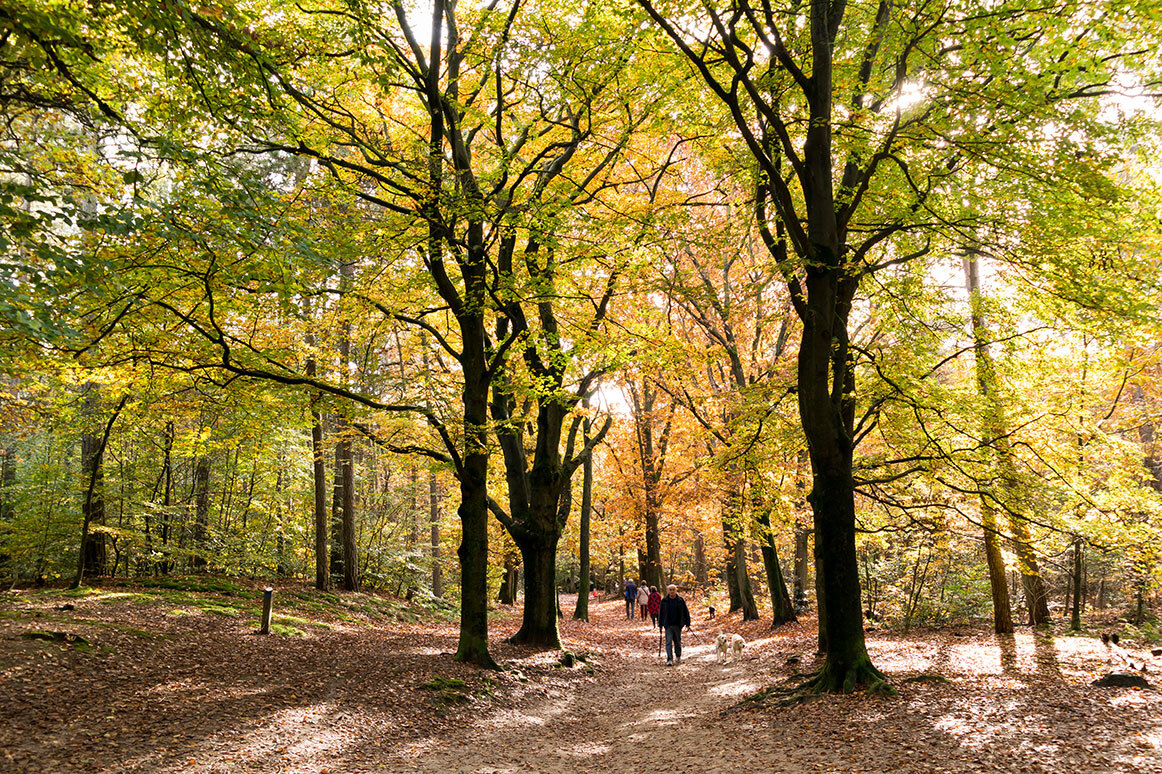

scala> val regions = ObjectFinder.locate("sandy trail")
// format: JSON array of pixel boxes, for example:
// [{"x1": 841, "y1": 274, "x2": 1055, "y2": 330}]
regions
[{"x1": 393, "y1": 599, "x2": 782, "y2": 773}]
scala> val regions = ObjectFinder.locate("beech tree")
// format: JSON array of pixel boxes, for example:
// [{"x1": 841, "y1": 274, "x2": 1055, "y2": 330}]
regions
[{"x1": 637, "y1": 0, "x2": 1162, "y2": 691}]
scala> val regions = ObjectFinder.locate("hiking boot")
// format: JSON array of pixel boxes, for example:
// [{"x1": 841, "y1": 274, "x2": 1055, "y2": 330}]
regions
[{"x1": 666, "y1": 660, "x2": 673, "y2": 666}]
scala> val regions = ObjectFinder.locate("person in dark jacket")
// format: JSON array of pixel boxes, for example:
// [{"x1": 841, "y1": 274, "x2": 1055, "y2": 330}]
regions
[
  {"x1": 623, "y1": 579, "x2": 638, "y2": 620},
  {"x1": 657, "y1": 584, "x2": 691, "y2": 665}
]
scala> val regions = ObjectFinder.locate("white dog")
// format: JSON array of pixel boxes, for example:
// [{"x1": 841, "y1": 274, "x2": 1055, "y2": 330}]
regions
[{"x1": 716, "y1": 632, "x2": 746, "y2": 663}]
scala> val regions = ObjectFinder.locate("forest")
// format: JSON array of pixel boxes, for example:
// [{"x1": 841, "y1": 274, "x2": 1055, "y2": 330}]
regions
[{"x1": 2, "y1": 0, "x2": 1162, "y2": 771}]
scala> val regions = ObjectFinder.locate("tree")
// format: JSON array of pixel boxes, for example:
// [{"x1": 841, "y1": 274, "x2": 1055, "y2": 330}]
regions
[{"x1": 637, "y1": 0, "x2": 1161, "y2": 691}]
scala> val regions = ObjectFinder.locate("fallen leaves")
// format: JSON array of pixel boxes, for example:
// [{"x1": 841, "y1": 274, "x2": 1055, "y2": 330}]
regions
[{"x1": 0, "y1": 585, "x2": 1160, "y2": 773}]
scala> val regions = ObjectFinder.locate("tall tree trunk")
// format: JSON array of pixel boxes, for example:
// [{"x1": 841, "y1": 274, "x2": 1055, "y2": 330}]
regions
[
  {"x1": 0, "y1": 445, "x2": 15, "y2": 575},
  {"x1": 723, "y1": 483, "x2": 758, "y2": 619},
  {"x1": 80, "y1": 386, "x2": 108, "y2": 578},
  {"x1": 642, "y1": 505, "x2": 663, "y2": 591},
  {"x1": 723, "y1": 512, "x2": 742, "y2": 611},
  {"x1": 408, "y1": 465, "x2": 420, "y2": 547},
  {"x1": 573, "y1": 416, "x2": 593, "y2": 621},
  {"x1": 965, "y1": 250, "x2": 1048, "y2": 627},
  {"x1": 330, "y1": 419, "x2": 344, "y2": 580},
  {"x1": 332, "y1": 258, "x2": 359, "y2": 590},
  {"x1": 498, "y1": 548, "x2": 518, "y2": 605},
  {"x1": 159, "y1": 422, "x2": 173, "y2": 575},
  {"x1": 1070, "y1": 537, "x2": 1084, "y2": 630},
  {"x1": 430, "y1": 470, "x2": 442, "y2": 598},
  {"x1": 756, "y1": 506, "x2": 796, "y2": 626},
  {"x1": 794, "y1": 526, "x2": 810, "y2": 606},
  {"x1": 453, "y1": 304, "x2": 497, "y2": 667},
  {"x1": 72, "y1": 393, "x2": 127, "y2": 588},
  {"x1": 798, "y1": 281, "x2": 880, "y2": 689},
  {"x1": 733, "y1": 534, "x2": 760, "y2": 620},
  {"x1": 981, "y1": 497, "x2": 1014, "y2": 634},
  {"x1": 338, "y1": 434, "x2": 358, "y2": 591},
  {"x1": 305, "y1": 302, "x2": 329, "y2": 592},
  {"x1": 191, "y1": 456, "x2": 211, "y2": 571},
  {"x1": 513, "y1": 534, "x2": 558, "y2": 641},
  {"x1": 311, "y1": 408, "x2": 329, "y2": 590},
  {"x1": 693, "y1": 530, "x2": 708, "y2": 586}
]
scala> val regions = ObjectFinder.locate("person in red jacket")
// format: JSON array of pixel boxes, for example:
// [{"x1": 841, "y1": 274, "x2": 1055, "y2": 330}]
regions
[{"x1": 647, "y1": 586, "x2": 662, "y2": 627}]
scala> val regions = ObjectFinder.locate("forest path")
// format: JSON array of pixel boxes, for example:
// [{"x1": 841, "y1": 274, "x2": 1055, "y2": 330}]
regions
[
  {"x1": 391, "y1": 596, "x2": 790, "y2": 773},
  {"x1": 4, "y1": 586, "x2": 1161, "y2": 773}
]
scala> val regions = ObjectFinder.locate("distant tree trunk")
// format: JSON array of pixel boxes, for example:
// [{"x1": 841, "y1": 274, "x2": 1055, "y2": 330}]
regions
[
  {"x1": 756, "y1": 505, "x2": 795, "y2": 626},
  {"x1": 733, "y1": 534, "x2": 759, "y2": 620},
  {"x1": 693, "y1": 530, "x2": 708, "y2": 586},
  {"x1": 191, "y1": 456, "x2": 211, "y2": 571},
  {"x1": 80, "y1": 386, "x2": 108, "y2": 578},
  {"x1": 0, "y1": 446, "x2": 14, "y2": 521},
  {"x1": 0, "y1": 445, "x2": 16, "y2": 574},
  {"x1": 627, "y1": 380, "x2": 669, "y2": 592},
  {"x1": 498, "y1": 549, "x2": 518, "y2": 605},
  {"x1": 793, "y1": 526, "x2": 810, "y2": 604},
  {"x1": 338, "y1": 432, "x2": 358, "y2": 591},
  {"x1": 430, "y1": 471, "x2": 442, "y2": 598},
  {"x1": 573, "y1": 417, "x2": 593, "y2": 621},
  {"x1": 71, "y1": 393, "x2": 126, "y2": 589},
  {"x1": 965, "y1": 250, "x2": 1048, "y2": 627},
  {"x1": 305, "y1": 303, "x2": 329, "y2": 592},
  {"x1": 407, "y1": 466, "x2": 420, "y2": 546},
  {"x1": 792, "y1": 452, "x2": 811, "y2": 607},
  {"x1": 159, "y1": 422, "x2": 173, "y2": 575},
  {"x1": 310, "y1": 408, "x2": 328, "y2": 590},
  {"x1": 274, "y1": 468, "x2": 290, "y2": 577},
  {"x1": 330, "y1": 423, "x2": 344, "y2": 580},
  {"x1": 406, "y1": 465, "x2": 419, "y2": 593},
  {"x1": 1070, "y1": 537, "x2": 1084, "y2": 630},
  {"x1": 723, "y1": 513, "x2": 742, "y2": 611},
  {"x1": 980, "y1": 498, "x2": 1014, "y2": 634},
  {"x1": 330, "y1": 259, "x2": 358, "y2": 589},
  {"x1": 723, "y1": 484, "x2": 758, "y2": 619}
]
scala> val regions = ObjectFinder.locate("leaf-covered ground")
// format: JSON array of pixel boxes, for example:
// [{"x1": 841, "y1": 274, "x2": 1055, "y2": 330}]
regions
[{"x1": 1, "y1": 580, "x2": 1160, "y2": 773}]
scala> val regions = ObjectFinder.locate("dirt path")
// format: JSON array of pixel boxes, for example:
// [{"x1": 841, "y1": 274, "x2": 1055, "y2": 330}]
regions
[
  {"x1": 3, "y1": 586, "x2": 1161, "y2": 774},
  {"x1": 395, "y1": 598, "x2": 774, "y2": 773},
  {"x1": 386, "y1": 597, "x2": 1162, "y2": 774}
]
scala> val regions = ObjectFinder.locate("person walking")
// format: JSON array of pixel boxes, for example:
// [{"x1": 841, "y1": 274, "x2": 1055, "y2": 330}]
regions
[
  {"x1": 658, "y1": 584, "x2": 691, "y2": 666},
  {"x1": 637, "y1": 582, "x2": 649, "y2": 620},
  {"x1": 623, "y1": 578, "x2": 638, "y2": 620},
  {"x1": 647, "y1": 586, "x2": 661, "y2": 627}
]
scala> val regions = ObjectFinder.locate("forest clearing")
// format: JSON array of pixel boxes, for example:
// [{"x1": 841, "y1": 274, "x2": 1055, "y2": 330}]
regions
[{"x1": 1, "y1": 584, "x2": 1160, "y2": 773}]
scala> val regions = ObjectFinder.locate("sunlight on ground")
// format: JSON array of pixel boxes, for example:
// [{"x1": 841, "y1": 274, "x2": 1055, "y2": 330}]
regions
[
  {"x1": 706, "y1": 678, "x2": 761, "y2": 698},
  {"x1": 867, "y1": 631, "x2": 1057, "y2": 677},
  {"x1": 644, "y1": 707, "x2": 696, "y2": 727},
  {"x1": 559, "y1": 741, "x2": 610, "y2": 758},
  {"x1": 405, "y1": 646, "x2": 445, "y2": 656},
  {"x1": 492, "y1": 697, "x2": 572, "y2": 728}
]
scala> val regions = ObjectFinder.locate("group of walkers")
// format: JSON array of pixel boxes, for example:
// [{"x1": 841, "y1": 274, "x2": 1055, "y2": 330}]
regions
[{"x1": 623, "y1": 579, "x2": 692, "y2": 666}]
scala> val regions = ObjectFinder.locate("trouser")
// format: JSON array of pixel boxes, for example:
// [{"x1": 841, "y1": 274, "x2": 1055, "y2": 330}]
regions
[
  {"x1": 640, "y1": 604, "x2": 647, "y2": 618},
  {"x1": 626, "y1": 598, "x2": 634, "y2": 618},
  {"x1": 665, "y1": 625, "x2": 683, "y2": 662},
  {"x1": 650, "y1": 612, "x2": 657, "y2": 626}
]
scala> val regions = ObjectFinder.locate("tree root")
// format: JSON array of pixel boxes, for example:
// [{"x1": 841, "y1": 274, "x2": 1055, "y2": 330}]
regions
[{"x1": 797, "y1": 658, "x2": 896, "y2": 696}]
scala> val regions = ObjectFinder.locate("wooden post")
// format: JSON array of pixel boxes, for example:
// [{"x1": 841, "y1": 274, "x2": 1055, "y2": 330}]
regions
[{"x1": 259, "y1": 587, "x2": 274, "y2": 635}]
